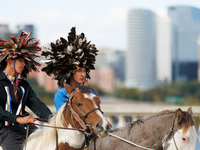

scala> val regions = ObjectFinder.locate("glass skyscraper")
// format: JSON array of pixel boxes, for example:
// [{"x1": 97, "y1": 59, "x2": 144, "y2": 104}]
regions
[{"x1": 168, "y1": 6, "x2": 200, "y2": 81}]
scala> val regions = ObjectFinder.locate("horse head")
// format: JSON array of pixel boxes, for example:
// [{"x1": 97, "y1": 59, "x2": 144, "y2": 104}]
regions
[
  {"x1": 163, "y1": 107, "x2": 197, "y2": 150},
  {"x1": 61, "y1": 83, "x2": 110, "y2": 138}
]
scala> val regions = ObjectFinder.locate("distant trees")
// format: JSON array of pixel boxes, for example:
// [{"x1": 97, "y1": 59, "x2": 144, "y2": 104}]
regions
[
  {"x1": 113, "y1": 80, "x2": 200, "y2": 105},
  {"x1": 27, "y1": 78, "x2": 55, "y2": 105}
]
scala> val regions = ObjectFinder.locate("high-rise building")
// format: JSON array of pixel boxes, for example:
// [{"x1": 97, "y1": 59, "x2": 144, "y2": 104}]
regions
[
  {"x1": 109, "y1": 50, "x2": 126, "y2": 82},
  {"x1": 198, "y1": 35, "x2": 200, "y2": 82},
  {"x1": 125, "y1": 9, "x2": 156, "y2": 91},
  {"x1": 156, "y1": 17, "x2": 172, "y2": 84},
  {"x1": 168, "y1": 6, "x2": 200, "y2": 81}
]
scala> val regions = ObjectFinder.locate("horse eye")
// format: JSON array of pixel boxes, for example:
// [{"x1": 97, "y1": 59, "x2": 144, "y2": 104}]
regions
[
  {"x1": 76, "y1": 103, "x2": 82, "y2": 107},
  {"x1": 182, "y1": 138, "x2": 186, "y2": 141}
]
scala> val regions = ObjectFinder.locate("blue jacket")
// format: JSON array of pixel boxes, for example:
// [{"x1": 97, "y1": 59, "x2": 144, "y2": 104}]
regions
[
  {"x1": 54, "y1": 85, "x2": 95, "y2": 112},
  {"x1": 54, "y1": 86, "x2": 70, "y2": 112}
]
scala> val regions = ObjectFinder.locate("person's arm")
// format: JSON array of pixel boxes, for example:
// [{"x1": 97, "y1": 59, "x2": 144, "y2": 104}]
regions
[
  {"x1": 16, "y1": 115, "x2": 36, "y2": 124},
  {"x1": 0, "y1": 105, "x2": 18, "y2": 125},
  {"x1": 25, "y1": 81, "x2": 52, "y2": 120}
]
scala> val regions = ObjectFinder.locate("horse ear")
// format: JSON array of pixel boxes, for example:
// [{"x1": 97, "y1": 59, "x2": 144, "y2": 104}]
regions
[
  {"x1": 64, "y1": 82, "x2": 73, "y2": 93},
  {"x1": 176, "y1": 108, "x2": 183, "y2": 123},
  {"x1": 187, "y1": 107, "x2": 193, "y2": 116}
]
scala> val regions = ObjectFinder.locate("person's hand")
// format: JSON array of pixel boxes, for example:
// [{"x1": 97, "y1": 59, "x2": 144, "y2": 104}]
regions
[{"x1": 16, "y1": 115, "x2": 36, "y2": 124}]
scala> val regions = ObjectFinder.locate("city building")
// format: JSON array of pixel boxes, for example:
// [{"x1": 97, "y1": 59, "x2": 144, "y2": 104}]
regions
[
  {"x1": 0, "y1": 24, "x2": 37, "y2": 40},
  {"x1": 89, "y1": 47, "x2": 115, "y2": 93},
  {"x1": 198, "y1": 35, "x2": 200, "y2": 82},
  {"x1": 0, "y1": 24, "x2": 18, "y2": 40},
  {"x1": 109, "y1": 50, "x2": 126, "y2": 82},
  {"x1": 156, "y1": 17, "x2": 172, "y2": 84},
  {"x1": 90, "y1": 68, "x2": 115, "y2": 93},
  {"x1": 125, "y1": 9, "x2": 156, "y2": 91},
  {"x1": 168, "y1": 6, "x2": 200, "y2": 81}
]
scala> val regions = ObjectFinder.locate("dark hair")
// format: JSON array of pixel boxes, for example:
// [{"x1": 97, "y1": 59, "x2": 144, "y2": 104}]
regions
[{"x1": 0, "y1": 56, "x2": 28, "y2": 79}]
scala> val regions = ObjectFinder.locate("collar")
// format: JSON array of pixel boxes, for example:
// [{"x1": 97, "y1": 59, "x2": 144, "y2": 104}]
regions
[{"x1": 3, "y1": 71, "x2": 15, "y2": 83}]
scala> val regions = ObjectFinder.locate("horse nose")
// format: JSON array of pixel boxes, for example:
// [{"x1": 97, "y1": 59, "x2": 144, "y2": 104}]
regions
[
  {"x1": 96, "y1": 123, "x2": 110, "y2": 132},
  {"x1": 106, "y1": 124, "x2": 110, "y2": 131},
  {"x1": 96, "y1": 122, "x2": 103, "y2": 132}
]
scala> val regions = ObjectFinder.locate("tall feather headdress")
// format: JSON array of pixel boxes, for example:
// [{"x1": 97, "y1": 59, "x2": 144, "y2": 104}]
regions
[
  {"x1": 0, "y1": 31, "x2": 41, "y2": 78},
  {"x1": 41, "y1": 27, "x2": 98, "y2": 87}
]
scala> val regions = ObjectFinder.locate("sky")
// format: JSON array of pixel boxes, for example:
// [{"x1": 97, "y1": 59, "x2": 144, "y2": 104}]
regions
[{"x1": 1, "y1": 0, "x2": 200, "y2": 50}]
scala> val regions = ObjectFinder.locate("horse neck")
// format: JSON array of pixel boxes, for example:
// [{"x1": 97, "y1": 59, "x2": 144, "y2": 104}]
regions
[
  {"x1": 56, "y1": 105, "x2": 85, "y2": 149},
  {"x1": 114, "y1": 113, "x2": 175, "y2": 148}
]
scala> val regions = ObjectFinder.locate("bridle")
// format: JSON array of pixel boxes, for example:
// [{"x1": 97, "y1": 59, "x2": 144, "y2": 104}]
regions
[
  {"x1": 65, "y1": 87, "x2": 102, "y2": 131},
  {"x1": 162, "y1": 113, "x2": 179, "y2": 150}
]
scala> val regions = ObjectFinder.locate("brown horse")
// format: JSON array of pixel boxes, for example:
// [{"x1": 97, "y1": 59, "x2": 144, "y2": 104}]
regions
[
  {"x1": 88, "y1": 107, "x2": 197, "y2": 150},
  {"x1": 24, "y1": 84, "x2": 110, "y2": 150}
]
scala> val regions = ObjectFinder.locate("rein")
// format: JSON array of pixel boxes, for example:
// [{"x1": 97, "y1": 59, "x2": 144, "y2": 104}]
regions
[{"x1": 108, "y1": 133, "x2": 154, "y2": 150}]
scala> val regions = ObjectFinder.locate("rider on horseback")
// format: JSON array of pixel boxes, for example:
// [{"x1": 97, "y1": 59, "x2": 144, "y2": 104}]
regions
[
  {"x1": 41, "y1": 27, "x2": 112, "y2": 149},
  {"x1": 0, "y1": 32, "x2": 52, "y2": 150},
  {"x1": 41, "y1": 27, "x2": 99, "y2": 112}
]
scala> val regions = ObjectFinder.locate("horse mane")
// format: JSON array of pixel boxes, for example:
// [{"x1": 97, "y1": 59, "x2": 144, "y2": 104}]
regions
[
  {"x1": 72, "y1": 85, "x2": 99, "y2": 96},
  {"x1": 27, "y1": 107, "x2": 68, "y2": 150}
]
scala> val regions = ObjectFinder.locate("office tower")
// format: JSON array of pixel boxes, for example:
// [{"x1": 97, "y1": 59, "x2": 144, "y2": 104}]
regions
[
  {"x1": 168, "y1": 6, "x2": 200, "y2": 81},
  {"x1": 156, "y1": 17, "x2": 172, "y2": 84},
  {"x1": 109, "y1": 50, "x2": 125, "y2": 82},
  {"x1": 198, "y1": 35, "x2": 200, "y2": 82},
  {"x1": 125, "y1": 9, "x2": 156, "y2": 91}
]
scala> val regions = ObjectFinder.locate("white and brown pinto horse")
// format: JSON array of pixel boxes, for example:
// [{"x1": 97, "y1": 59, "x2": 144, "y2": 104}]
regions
[
  {"x1": 89, "y1": 107, "x2": 197, "y2": 150},
  {"x1": 24, "y1": 84, "x2": 110, "y2": 150}
]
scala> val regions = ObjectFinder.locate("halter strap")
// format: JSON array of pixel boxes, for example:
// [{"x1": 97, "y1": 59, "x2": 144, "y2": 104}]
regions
[
  {"x1": 162, "y1": 113, "x2": 178, "y2": 150},
  {"x1": 66, "y1": 88, "x2": 88, "y2": 129},
  {"x1": 65, "y1": 86, "x2": 102, "y2": 131}
]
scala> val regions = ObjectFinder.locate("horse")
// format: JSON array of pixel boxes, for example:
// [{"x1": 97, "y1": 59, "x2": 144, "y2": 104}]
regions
[
  {"x1": 0, "y1": 84, "x2": 110, "y2": 150},
  {"x1": 24, "y1": 84, "x2": 110, "y2": 150},
  {"x1": 88, "y1": 107, "x2": 197, "y2": 150}
]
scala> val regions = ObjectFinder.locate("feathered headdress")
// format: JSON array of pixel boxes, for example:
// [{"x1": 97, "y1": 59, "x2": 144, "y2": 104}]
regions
[
  {"x1": 0, "y1": 31, "x2": 41, "y2": 78},
  {"x1": 41, "y1": 27, "x2": 98, "y2": 87}
]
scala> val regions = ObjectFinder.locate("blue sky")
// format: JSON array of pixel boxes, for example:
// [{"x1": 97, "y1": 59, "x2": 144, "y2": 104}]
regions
[{"x1": 1, "y1": 0, "x2": 200, "y2": 50}]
